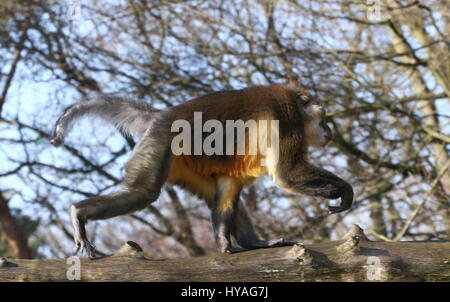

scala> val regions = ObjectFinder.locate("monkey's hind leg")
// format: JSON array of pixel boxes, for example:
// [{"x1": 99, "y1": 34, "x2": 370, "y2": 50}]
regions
[
  {"x1": 232, "y1": 203, "x2": 297, "y2": 250},
  {"x1": 211, "y1": 178, "x2": 248, "y2": 254},
  {"x1": 70, "y1": 117, "x2": 171, "y2": 258}
]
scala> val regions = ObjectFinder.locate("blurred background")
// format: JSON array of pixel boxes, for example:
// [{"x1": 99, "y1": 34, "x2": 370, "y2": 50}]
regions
[{"x1": 0, "y1": 0, "x2": 448, "y2": 259}]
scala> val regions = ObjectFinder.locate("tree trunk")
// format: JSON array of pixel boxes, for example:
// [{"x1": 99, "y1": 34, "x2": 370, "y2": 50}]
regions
[
  {"x1": 1, "y1": 225, "x2": 449, "y2": 281},
  {"x1": 0, "y1": 192, "x2": 31, "y2": 259},
  {"x1": 386, "y1": 6, "x2": 450, "y2": 237}
]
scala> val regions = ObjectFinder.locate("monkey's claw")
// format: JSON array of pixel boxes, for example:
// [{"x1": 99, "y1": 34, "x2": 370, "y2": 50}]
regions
[{"x1": 328, "y1": 206, "x2": 348, "y2": 214}]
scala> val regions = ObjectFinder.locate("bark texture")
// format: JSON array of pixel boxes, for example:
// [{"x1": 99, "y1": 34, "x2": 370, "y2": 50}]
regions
[{"x1": 1, "y1": 225, "x2": 449, "y2": 282}]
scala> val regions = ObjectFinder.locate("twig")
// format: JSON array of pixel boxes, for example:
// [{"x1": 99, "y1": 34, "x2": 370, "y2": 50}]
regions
[{"x1": 370, "y1": 158, "x2": 450, "y2": 242}]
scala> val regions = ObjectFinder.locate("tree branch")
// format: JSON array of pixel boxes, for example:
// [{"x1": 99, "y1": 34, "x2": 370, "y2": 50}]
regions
[{"x1": 2, "y1": 226, "x2": 450, "y2": 281}]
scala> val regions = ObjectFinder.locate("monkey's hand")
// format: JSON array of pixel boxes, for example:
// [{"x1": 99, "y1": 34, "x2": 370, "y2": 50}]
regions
[
  {"x1": 276, "y1": 161, "x2": 354, "y2": 216},
  {"x1": 327, "y1": 183, "x2": 354, "y2": 215}
]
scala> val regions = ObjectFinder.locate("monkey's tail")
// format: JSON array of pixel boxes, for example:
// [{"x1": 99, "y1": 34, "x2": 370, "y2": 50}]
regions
[{"x1": 50, "y1": 96, "x2": 159, "y2": 147}]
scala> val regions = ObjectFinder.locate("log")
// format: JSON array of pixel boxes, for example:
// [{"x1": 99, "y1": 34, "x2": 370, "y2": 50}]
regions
[{"x1": 1, "y1": 225, "x2": 449, "y2": 281}]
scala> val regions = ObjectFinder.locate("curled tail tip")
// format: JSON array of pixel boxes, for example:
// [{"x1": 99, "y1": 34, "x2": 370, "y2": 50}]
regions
[{"x1": 50, "y1": 136, "x2": 63, "y2": 147}]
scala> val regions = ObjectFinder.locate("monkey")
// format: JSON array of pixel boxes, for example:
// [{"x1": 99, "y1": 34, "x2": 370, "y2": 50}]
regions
[{"x1": 50, "y1": 85, "x2": 353, "y2": 257}]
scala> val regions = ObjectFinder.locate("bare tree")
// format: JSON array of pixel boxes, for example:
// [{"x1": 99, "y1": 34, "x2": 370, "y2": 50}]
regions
[{"x1": 0, "y1": 0, "x2": 448, "y2": 259}]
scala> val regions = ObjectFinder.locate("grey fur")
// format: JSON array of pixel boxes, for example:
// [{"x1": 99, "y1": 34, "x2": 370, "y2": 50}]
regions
[
  {"x1": 70, "y1": 112, "x2": 173, "y2": 258},
  {"x1": 50, "y1": 96, "x2": 159, "y2": 146}
]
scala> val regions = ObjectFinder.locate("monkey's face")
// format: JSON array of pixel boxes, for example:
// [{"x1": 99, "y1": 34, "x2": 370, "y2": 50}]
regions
[{"x1": 297, "y1": 93, "x2": 333, "y2": 148}]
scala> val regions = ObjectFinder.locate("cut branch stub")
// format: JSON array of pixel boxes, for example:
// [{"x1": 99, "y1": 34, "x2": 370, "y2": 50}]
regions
[
  {"x1": 2, "y1": 240, "x2": 450, "y2": 281},
  {"x1": 342, "y1": 224, "x2": 370, "y2": 241},
  {"x1": 287, "y1": 243, "x2": 315, "y2": 266},
  {"x1": 113, "y1": 241, "x2": 144, "y2": 258},
  {"x1": 337, "y1": 235, "x2": 361, "y2": 256}
]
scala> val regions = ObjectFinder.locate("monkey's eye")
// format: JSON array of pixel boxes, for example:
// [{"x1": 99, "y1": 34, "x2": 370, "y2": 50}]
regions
[{"x1": 300, "y1": 95, "x2": 311, "y2": 106}]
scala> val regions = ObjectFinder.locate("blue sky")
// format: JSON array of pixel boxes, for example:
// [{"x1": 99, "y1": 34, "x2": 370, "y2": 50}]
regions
[{"x1": 1, "y1": 1, "x2": 449, "y2": 256}]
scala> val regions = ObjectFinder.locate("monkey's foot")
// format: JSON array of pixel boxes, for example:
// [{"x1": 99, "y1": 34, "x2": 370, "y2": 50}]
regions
[
  {"x1": 245, "y1": 238, "x2": 297, "y2": 249},
  {"x1": 74, "y1": 238, "x2": 96, "y2": 259},
  {"x1": 266, "y1": 238, "x2": 298, "y2": 247}
]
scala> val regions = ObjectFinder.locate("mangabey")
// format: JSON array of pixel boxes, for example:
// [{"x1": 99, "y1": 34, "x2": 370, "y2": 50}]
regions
[{"x1": 50, "y1": 85, "x2": 353, "y2": 257}]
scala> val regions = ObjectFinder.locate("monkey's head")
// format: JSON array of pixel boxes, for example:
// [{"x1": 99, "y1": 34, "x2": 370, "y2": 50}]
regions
[{"x1": 295, "y1": 91, "x2": 333, "y2": 148}]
